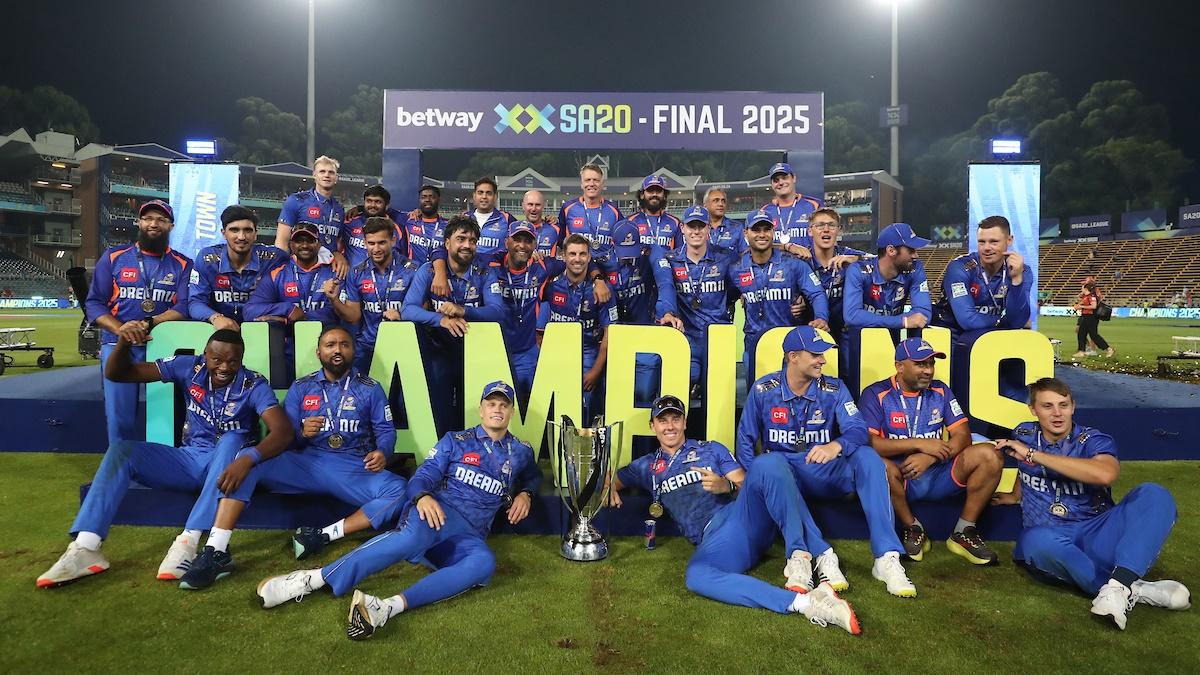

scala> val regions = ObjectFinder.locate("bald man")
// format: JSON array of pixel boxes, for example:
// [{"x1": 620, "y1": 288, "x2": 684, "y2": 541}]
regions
[{"x1": 521, "y1": 190, "x2": 561, "y2": 259}]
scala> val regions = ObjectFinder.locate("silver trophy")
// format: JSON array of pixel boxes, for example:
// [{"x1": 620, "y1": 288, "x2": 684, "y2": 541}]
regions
[{"x1": 549, "y1": 415, "x2": 624, "y2": 561}]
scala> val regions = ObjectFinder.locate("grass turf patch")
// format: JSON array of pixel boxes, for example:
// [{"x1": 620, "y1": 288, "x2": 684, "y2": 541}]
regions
[{"x1": 2, "y1": 452, "x2": 1198, "y2": 673}]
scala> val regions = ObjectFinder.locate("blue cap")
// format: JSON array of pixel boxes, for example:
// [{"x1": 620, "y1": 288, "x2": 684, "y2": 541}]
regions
[
  {"x1": 139, "y1": 199, "x2": 174, "y2": 221},
  {"x1": 682, "y1": 205, "x2": 709, "y2": 224},
  {"x1": 641, "y1": 175, "x2": 668, "y2": 191},
  {"x1": 612, "y1": 219, "x2": 643, "y2": 258},
  {"x1": 781, "y1": 326, "x2": 836, "y2": 354},
  {"x1": 651, "y1": 394, "x2": 687, "y2": 418},
  {"x1": 768, "y1": 162, "x2": 794, "y2": 178},
  {"x1": 877, "y1": 223, "x2": 930, "y2": 250},
  {"x1": 895, "y1": 338, "x2": 946, "y2": 362},
  {"x1": 747, "y1": 210, "x2": 775, "y2": 228},
  {"x1": 508, "y1": 222, "x2": 536, "y2": 239},
  {"x1": 480, "y1": 380, "x2": 516, "y2": 402}
]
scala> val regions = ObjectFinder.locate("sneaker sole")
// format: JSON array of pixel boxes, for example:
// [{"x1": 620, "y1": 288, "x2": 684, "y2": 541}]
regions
[
  {"x1": 36, "y1": 564, "x2": 109, "y2": 588},
  {"x1": 824, "y1": 579, "x2": 849, "y2": 592},
  {"x1": 1090, "y1": 607, "x2": 1127, "y2": 630},
  {"x1": 872, "y1": 570, "x2": 916, "y2": 598},
  {"x1": 256, "y1": 577, "x2": 275, "y2": 609},
  {"x1": 179, "y1": 570, "x2": 232, "y2": 591},
  {"x1": 347, "y1": 590, "x2": 377, "y2": 641},
  {"x1": 784, "y1": 584, "x2": 810, "y2": 594},
  {"x1": 946, "y1": 538, "x2": 998, "y2": 566}
]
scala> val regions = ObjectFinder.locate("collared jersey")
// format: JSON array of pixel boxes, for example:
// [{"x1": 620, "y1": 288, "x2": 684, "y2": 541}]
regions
[
  {"x1": 343, "y1": 207, "x2": 410, "y2": 269},
  {"x1": 660, "y1": 245, "x2": 738, "y2": 338},
  {"x1": 400, "y1": 214, "x2": 448, "y2": 265},
  {"x1": 85, "y1": 244, "x2": 193, "y2": 344},
  {"x1": 344, "y1": 255, "x2": 421, "y2": 347},
  {"x1": 188, "y1": 243, "x2": 288, "y2": 322},
  {"x1": 709, "y1": 217, "x2": 746, "y2": 257},
  {"x1": 736, "y1": 372, "x2": 869, "y2": 468},
  {"x1": 279, "y1": 189, "x2": 346, "y2": 253},
  {"x1": 842, "y1": 259, "x2": 932, "y2": 329},
  {"x1": 1012, "y1": 422, "x2": 1117, "y2": 529},
  {"x1": 756, "y1": 194, "x2": 825, "y2": 247},
  {"x1": 156, "y1": 354, "x2": 278, "y2": 448},
  {"x1": 858, "y1": 376, "x2": 968, "y2": 440},
  {"x1": 491, "y1": 256, "x2": 566, "y2": 354},
  {"x1": 601, "y1": 246, "x2": 677, "y2": 325},
  {"x1": 284, "y1": 369, "x2": 396, "y2": 457},
  {"x1": 537, "y1": 273, "x2": 618, "y2": 354},
  {"x1": 529, "y1": 220, "x2": 562, "y2": 258},
  {"x1": 628, "y1": 211, "x2": 683, "y2": 250},
  {"x1": 467, "y1": 209, "x2": 517, "y2": 263},
  {"x1": 933, "y1": 251, "x2": 1034, "y2": 333},
  {"x1": 616, "y1": 439, "x2": 741, "y2": 545},
  {"x1": 401, "y1": 260, "x2": 504, "y2": 351},
  {"x1": 558, "y1": 198, "x2": 624, "y2": 258},
  {"x1": 243, "y1": 258, "x2": 340, "y2": 326},
  {"x1": 727, "y1": 249, "x2": 829, "y2": 338},
  {"x1": 804, "y1": 244, "x2": 866, "y2": 333},
  {"x1": 406, "y1": 426, "x2": 541, "y2": 538}
]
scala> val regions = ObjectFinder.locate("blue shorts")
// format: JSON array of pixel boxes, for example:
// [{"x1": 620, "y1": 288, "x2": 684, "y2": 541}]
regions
[{"x1": 898, "y1": 454, "x2": 966, "y2": 502}]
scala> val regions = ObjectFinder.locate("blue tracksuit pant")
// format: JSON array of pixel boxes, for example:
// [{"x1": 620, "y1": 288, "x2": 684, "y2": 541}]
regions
[
  {"x1": 100, "y1": 343, "x2": 146, "y2": 445},
  {"x1": 783, "y1": 448, "x2": 903, "y2": 557}
]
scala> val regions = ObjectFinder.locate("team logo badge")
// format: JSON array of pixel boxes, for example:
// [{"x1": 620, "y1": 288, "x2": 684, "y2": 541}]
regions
[
  {"x1": 120, "y1": 268, "x2": 139, "y2": 283},
  {"x1": 188, "y1": 384, "x2": 206, "y2": 403},
  {"x1": 771, "y1": 407, "x2": 789, "y2": 424},
  {"x1": 771, "y1": 269, "x2": 785, "y2": 282},
  {"x1": 302, "y1": 395, "x2": 321, "y2": 411},
  {"x1": 224, "y1": 402, "x2": 238, "y2": 416},
  {"x1": 342, "y1": 396, "x2": 356, "y2": 410},
  {"x1": 307, "y1": 206, "x2": 322, "y2": 219},
  {"x1": 215, "y1": 275, "x2": 231, "y2": 290},
  {"x1": 502, "y1": 460, "x2": 512, "y2": 475},
  {"x1": 890, "y1": 411, "x2": 907, "y2": 428},
  {"x1": 284, "y1": 282, "x2": 299, "y2": 297},
  {"x1": 810, "y1": 408, "x2": 824, "y2": 424},
  {"x1": 684, "y1": 450, "x2": 699, "y2": 463},
  {"x1": 929, "y1": 407, "x2": 943, "y2": 425},
  {"x1": 463, "y1": 452, "x2": 481, "y2": 466}
]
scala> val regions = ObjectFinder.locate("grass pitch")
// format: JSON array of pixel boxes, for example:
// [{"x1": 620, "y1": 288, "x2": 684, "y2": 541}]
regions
[{"x1": 2, "y1": 452, "x2": 1198, "y2": 673}]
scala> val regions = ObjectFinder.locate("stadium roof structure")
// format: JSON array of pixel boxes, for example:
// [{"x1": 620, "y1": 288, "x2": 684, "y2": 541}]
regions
[
  {"x1": 0, "y1": 128, "x2": 84, "y2": 167},
  {"x1": 109, "y1": 143, "x2": 191, "y2": 161}
]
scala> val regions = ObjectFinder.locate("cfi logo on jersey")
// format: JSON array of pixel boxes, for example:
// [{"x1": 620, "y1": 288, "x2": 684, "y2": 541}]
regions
[
  {"x1": 188, "y1": 384, "x2": 206, "y2": 403},
  {"x1": 607, "y1": 271, "x2": 619, "y2": 286},
  {"x1": 738, "y1": 271, "x2": 753, "y2": 287},
  {"x1": 360, "y1": 280, "x2": 376, "y2": 294},
  {"x1": 572, "y1": 217, "x2": 585, "y2": 228},
  {"x1": 869, "y1": 284, "x2": 882, "y2": 301},
  {"x1": 652, "y1": 458, "x2": 667, "y2": 474},
  {"x1": 673, "y1": 266, "x2": 688, "y2": 281},
  {"x1": 970, "y1": 282, "x2": 981, "y2": 297},
  {"x1": 307, "y1": 206, "x2": 322, "y2": 219},
  {"x1": 120, "y1": 268, "x2": 139, "y2": 283},
  {"x1": 284, "y1": 282, "x2": 299, "y2": 297},
  {"x1": 771, "y1": 407, "x2": 789, "y2": 424},
  {"x1": 463, "y1": 452, "x2": 481, "y2": 466},
  {"x1": 215, "y1": 275, "x2": 231, "y2": 290},
  {"x1": 889, "y1": 411, "x2": 907, "y2": 428},
  {"x1": 302, "y1": 395, "x2": 321, "y2": 411},
  {"x1": 551, "y1": 291, "x2": 567, "y2": 306}
]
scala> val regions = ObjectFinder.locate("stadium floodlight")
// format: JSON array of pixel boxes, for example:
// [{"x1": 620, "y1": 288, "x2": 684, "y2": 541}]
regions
[
  {"x1": 991, "y1": 138, "x2": 1022, "y2": 155},
  {"x1": 185, "y1": 139, "x2": 218, "y2": 157}
]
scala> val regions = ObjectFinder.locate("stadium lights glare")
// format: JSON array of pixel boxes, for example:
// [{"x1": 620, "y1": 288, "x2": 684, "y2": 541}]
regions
[
  {"x1": 51, "y1": 162, "x2": 67, "y2": 169},
  {"x1": 185, "y1": 139, "x2": 218, "y2": 157},
  {"x1": 60, "y1": 183, "x2": 72, "y2": 189},
  {"x1": 991, "y1": 138, "x2": 1022, "y2": 155}
]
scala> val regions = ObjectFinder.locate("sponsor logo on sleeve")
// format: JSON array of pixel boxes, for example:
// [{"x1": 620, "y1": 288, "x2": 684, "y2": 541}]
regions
[
  {"x1": 949, "y1": 400, "x2": 963, "y2": 417},
  {"x1": 844, "y1": 401, "x2": 859, "y2": 416},
  {"x1": 950, "y1": 282, "x2": 967, "y2": 298}
]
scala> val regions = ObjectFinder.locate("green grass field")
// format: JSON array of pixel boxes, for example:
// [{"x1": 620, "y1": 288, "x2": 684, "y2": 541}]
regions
[{"x1": 2, "y1": 452, "x2": 1198, "y2": 673}]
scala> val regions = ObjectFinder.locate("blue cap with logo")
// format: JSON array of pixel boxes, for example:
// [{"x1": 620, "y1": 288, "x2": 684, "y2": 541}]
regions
[
  {"x1": 895, "y1": 337, "x2": 946, "y2": 362},
  {"x1": 508, "y1": 222, "x2": 536, "y2": 239},
  {"x1": 641, "y1": 175, "x2": 668, "y2": 191},
  {"x1": 480, "y1": 380, "x2": 516, "y2": 402},
  {"x1": 651, "y1": 394, "x2": 687, "y2": 418},
  {"x1": 747, "y1": 210, "x2": 775, "y2": 228},
  {"x1": 876, "y1": 222, "x2": 930, "y2": 250},
  {"x1": 781, "y1": 325, "x2": 836, "y2": 354},
  {"x1": 768, "y1": 162, "x2": 794, "y2": 178},
  {"x1": 682, "y1": 205, "x2": 709, "y2": 224},
  {"x1": 139, "y1": 199, "x2": 174, "y2": 221},
  {"x1": 612, "y1": 219, "x2": 643, "y2": 259}
]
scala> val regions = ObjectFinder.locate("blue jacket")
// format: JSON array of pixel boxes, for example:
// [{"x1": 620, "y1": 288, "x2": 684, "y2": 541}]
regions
[
  {"x1": 188, "y1": 243, "x2": 287, "y2": 322},
  {"x1": 736, "y1": 371, "x2": 868, "y2": 468},
  {"x1": 283, "y1": 369, "x2": 396, "y2": 459}
]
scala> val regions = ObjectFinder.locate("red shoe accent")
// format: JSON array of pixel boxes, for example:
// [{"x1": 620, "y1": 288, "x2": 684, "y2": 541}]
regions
[
  {"x1": 785, "y1": 585, "x2": 809, "y2": 594},
  {"x1": 87, "y1": 565, "x2": 106, "y2": 573},
  {"x1": 847, "y1": 602, "x2": 862, "y2": 636},
  {"x1": 156, "y1": 572, "x2": 177, "y2": 580},
  {"x1": 36, "y1": 578, "x2": 56, "y2": 588}
]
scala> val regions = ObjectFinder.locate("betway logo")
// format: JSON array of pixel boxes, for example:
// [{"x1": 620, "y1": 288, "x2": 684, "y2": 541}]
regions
[{"x1": 394, "y1": 107, "x2": 483, "y2": 133}]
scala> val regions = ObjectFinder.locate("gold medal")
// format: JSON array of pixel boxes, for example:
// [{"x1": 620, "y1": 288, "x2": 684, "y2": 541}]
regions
[
  {"x1": 648, "y1": 501, "x2": 664, "y2": 519},
  {"x1": 141, "y1": 298, "x2": 156, "y2": 313},
  {"x1": 1049, "y1": 502, "x2": 1068, "y2": 517},
  {"x1": 328, "y1": 433, "x2": 344, "y2": 449}
]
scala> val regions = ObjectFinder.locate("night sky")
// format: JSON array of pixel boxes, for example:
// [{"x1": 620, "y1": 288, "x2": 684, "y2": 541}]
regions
[{"x1": 5, "y1": 0, "x2": 1197, "y2": 170}]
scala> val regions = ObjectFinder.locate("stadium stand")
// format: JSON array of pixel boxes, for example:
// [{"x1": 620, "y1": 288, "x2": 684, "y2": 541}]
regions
[{"x1": 1037, "y1": 235, "x2": 1200, "y2": 307}]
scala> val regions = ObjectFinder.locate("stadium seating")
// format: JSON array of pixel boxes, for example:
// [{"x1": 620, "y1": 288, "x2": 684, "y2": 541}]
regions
[
  {"x1": 0, "y1": 252, "x2": 66, "y2": 297},
  {"x1": 1037, "y1": 235, "x2": 1200, "y2": 307}
]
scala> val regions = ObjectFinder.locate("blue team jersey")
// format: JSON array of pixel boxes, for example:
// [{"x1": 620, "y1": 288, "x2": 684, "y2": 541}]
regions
[
  {"x1": 537, "y1": 274, "x2": 618, "y2": 355},
  {"x1": 406, "y1": 426, "x2": 542, "y2": 538},
  {"x1": 842, "y1": 259, "x2": 932, "y2": 330},
  {"x1": 243, "y1": 258, "x2": 340, "y2": 327},
  {"x1": 400, "y1": 214, "x2": 447, "y2": 265},
  {"x1": 709, "y1": 217, "x2": 746, "y2": 256},
  {"x1": 660, "y1": 245, "x2": 738, "y2": 338},
  {"x1": 736, "y1": 371, "x2": 869, "y2": 468},
  {"x1": 529, "y1": 220, "x2": 562, "y2": 258},
  {"x1": 617, "y1": 439, "x2": 742, "y2": 545},
  {"x1": 803, "y1": 244, "x2": 866, "y2": 334},
  {"x1": 188, "y1": 243, "x2": 287, "y2": 322},
  {"x1": 279, "y1": 189, "x2": 346, "y2": 253},
  {"x1": 343, "y1": 207, "x2": 409, "y2": 268},
  {"x1": 344, "y1": 255, "x2": 421, "y2": 348},
  {"x1": 558, "y1": 198, "x2": 624, "y2": 258},
  {"x1": 491, "y1": 256, "x2": 565, "y2": 354},
  {"x1": 727, "y1": 249, "x2": 829, "y2": 339},
  {"x1": 933, "y1": 251, "x2": 1034, "y2": 333},
  {"x1": 155, "y1": 354, "x2": 279, "y2": 448},
  {"x1": 1012, "y1": 422, "x2": 1117, "y2": 529},
  {"x1": 628, "y1": 211, "x2": 683, "y2": 250},
  {"x1": 467, "y1": 209, "x2": 517, "y2": 263},
  {"x1": 601, "y1": 246, "x2": 677, "y2": 325},
  {"x1": 755, "y1": 194, "x2": 824, "y2": 247},
  {"x1": 85, "y1": 244, "x2": 193, "y2": 344},
  {"x1": 284, "y1": 369, "x2": 396, "y2": 458},
  {"x1": 858, "y1": 376, "x2": 968, "y2": 440},
  {"x1": 401, "y1": 261, "x2": 505, "y2": 351}
]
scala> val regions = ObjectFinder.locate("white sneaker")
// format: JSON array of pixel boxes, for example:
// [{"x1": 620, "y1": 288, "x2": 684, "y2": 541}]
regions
[
  {"x1": 37, "y1": 541, "x2": 110, "y2": 588},
  {"x1": 1132, "y1": 579, "x2": 1191, "y2": 611},
  {"x1": 156, "y1": 534, "x2": 198, "y2": 580},
  {"x1": 871, "y1": 552, "x2": 916, "y2": 598},
  {"x1": 815, "y1": 549, "x2": 849, "y2": 591},
  {"x1": 347, "y1": 589, "x2": 394, "y2": 641},
  {"x1": 802, "y1": 582, "x2": 861, "y2": 635},
  {"x1": 1091, "y1": 579, "x2": 1134, "y2": 629},
  {"x1": 257, "y1": 569, "x2": 323, "y2": 609},
  {"x1": 783, "y1": 550, "x2": 813, "y2": 593}
]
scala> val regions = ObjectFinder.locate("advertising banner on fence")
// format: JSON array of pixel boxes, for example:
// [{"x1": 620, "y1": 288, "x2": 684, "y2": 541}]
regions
[
  {"x1": 1121, "y1": 208, "x2": 1168, "y2": 233},
  {"x1": 1179, "y1": 204, "x2": 1200, "y2": 229},
  {"x1": 168, "y1": 164, "x2": 240, "y2": 260},
  {"x1": 1039, "y1": 217, "x2": 1060, "y2": 239},
  {"x1": 1068, "y1": 214, "x2": 1112, "y2": 236}
]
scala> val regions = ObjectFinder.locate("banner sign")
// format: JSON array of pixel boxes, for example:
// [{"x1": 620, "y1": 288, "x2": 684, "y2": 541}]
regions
[
  {"x1": 1039, "y1": 217, "x2": 1060, "y2": 239},
  {"x1": 967, "y1": 162, "x2": 1040, "y2": 328},
  {"x1": 168, "y1": 164, "x2": 240, "y2": 260},
  {"x1": 1068, "y1": 214, "x2": 1112, "y2": 236},
  {"x1": 1040, "y1": 305, "x2": 1200, "y2": 320},
  {"x1": 1179, "y1": 204, "x2": 1200, "y2": 229},
  {"x1": 383, "y1": 90, "x2": 824, "y2": 151},
  {"x1": 0, "y1": 298, "x2": 70, "y2": 309},
  {"x1": 1121, "y1": 208, "x2": 1168, "y2": 233},
  {"x1": 931, "y1": 223, "x2": 965, "y2": 242}
]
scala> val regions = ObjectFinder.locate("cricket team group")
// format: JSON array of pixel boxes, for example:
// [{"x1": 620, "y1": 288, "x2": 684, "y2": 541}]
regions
[{"x1": 37, "y1": 157, "x2": 1188, "y2": 639}]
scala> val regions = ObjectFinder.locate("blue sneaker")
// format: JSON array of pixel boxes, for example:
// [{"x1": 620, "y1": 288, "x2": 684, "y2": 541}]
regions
[
  {"x1": 292, "y1": 527, "x2": 331, "y2": 561},
  {"x1": 179, "y1": 546, "x2": 234, "y2": 590}
]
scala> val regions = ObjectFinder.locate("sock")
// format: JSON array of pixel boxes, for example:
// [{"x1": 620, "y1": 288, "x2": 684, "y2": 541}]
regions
[
  {"x1": 182, "y1": 529, "x2": 202, "y2": 542},
  {"x1": 75, "y1": 531, "x2": 102, "y2": 551},
  {"x1": 207, "y1": 527, "x2": 232, "y2": 553},
  {"x1": 788, "y1": 593, "x2": 811, "y2": 614},
  {"x1": 954, "y1": 518, "x2": 974, "y2": 535},
  {"x1": 322, "y1": 519, "x2": 345, "y2": 542},
  {"x1": 1111, "y1": 566, "x2": 1140, "y2": 590}
]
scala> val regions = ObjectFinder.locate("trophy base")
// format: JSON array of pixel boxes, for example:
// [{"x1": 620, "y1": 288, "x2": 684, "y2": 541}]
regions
[{"x1": 560, "y1": 522, "x2": 608, "y2": 561}]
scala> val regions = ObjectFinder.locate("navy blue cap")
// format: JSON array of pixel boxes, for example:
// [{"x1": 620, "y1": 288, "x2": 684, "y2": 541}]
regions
[
  {"x1": 781, "y1": 325, "x2": 836, "y2": 354},
  {"x1": 290, "y1": 222, "x2": 319, "y2": 240},
  {"x1": 139, "y1": 199, "x2": 174, "y2": 221},
  {"x1": 508, "y1": 222, "x2": 536, "y2": 239},
  {"x1": 682, "y1": 205, "x2": 709, "y2": 224},
  {"x1": 877, "y1": 223, "x2": 930, "y2": 250},
  {"x1": 480, "y1": 380, "x2": 516, "y2": 402},
  {"x1": 768, "y1": 162, "x2": 794, "y2": 178},
  {"x1": 747, "y1": 210, "x2": 775, "y2": 228},
  {"x1": 641, "y1": 175, "x2": 668, "y2": 191},
  {"x1": 612, "y1": 219, "x2": 643, "y2": 258},
  {"x1": 895, "y1": 338, "x2": 946, "y2": 362},
  {"x1": 651, "y1": 394, "x2": 687, "y2": 418}
]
